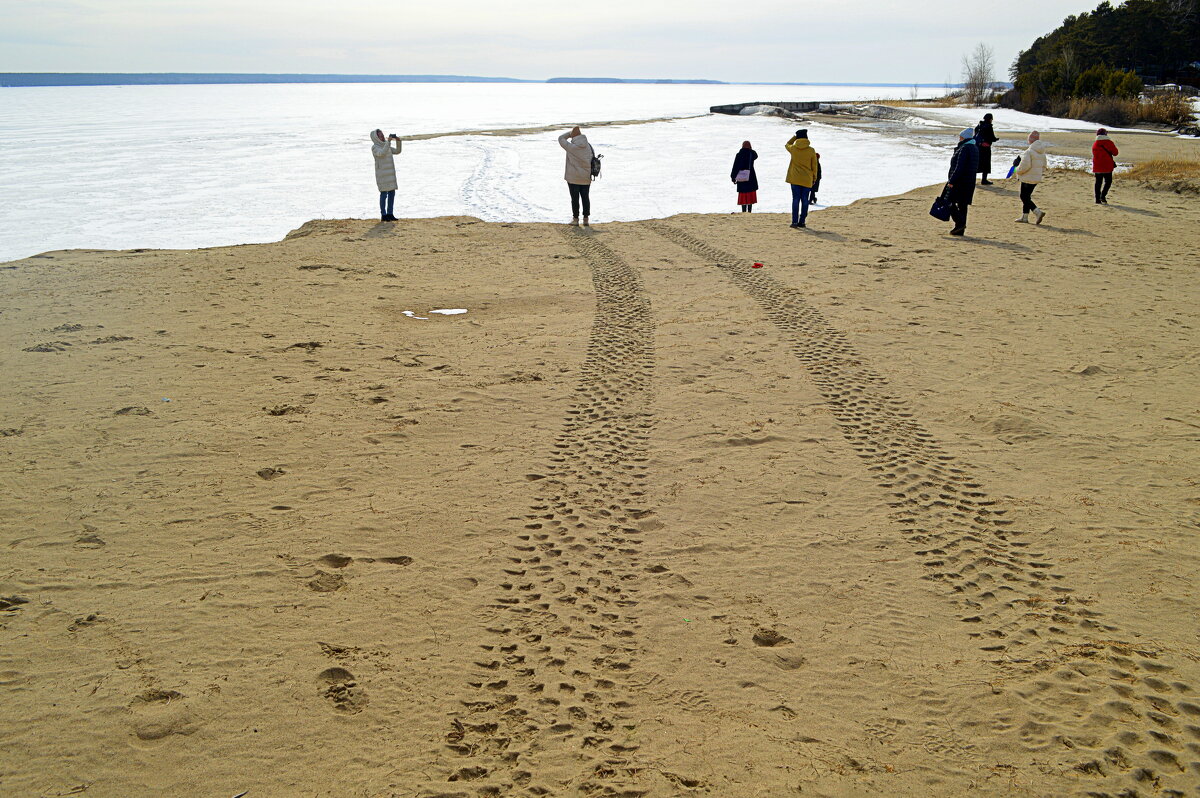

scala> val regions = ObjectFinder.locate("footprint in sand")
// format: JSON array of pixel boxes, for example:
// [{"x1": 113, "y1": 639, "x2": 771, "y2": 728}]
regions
[
  {"x1": 307, "y1": 570, "x2": 346, "y2": 592},
  {"x1": 751, "y1": 629, "x2": 792, "y2": 647},
  {"x1": 317, "y1": 667, "x2": 367, "y2": 713},
  {"x1": 265, "y1": 404, "x2": 305, "y2": 416},
  {"x1": 129, "y1": 689, "x2": 197, "y2": 740}
]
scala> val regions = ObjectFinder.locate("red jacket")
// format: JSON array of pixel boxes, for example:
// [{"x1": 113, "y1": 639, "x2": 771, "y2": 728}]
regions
[{"x1": 1093, "y1": 137, "x2": 1119, "y2": 173}]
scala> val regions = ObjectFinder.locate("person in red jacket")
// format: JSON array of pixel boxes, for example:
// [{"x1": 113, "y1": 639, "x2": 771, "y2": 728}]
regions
[{"x1": 1092, "y1": 128, "x2": 1119, "y2": 204}]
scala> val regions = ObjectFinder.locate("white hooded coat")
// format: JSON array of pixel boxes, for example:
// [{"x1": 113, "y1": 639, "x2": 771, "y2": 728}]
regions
[
  {"x1": 1015, "y1": 139, "x2": 1050, "y2": 183},
  {"x1": 371, "y1": 130, "x2": 402, "y2": 192},
  {"x1": 558, "y1": 132, "x2": 593, "y2": 185}
]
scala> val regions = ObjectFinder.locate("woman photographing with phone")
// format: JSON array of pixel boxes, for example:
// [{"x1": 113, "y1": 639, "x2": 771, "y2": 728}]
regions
[
  {"x1": 371, "y1": 129, "x2": 402, "y2": 221},
  {"x1": 558, "y1": 126, "x2": 595, "y2": 226}
]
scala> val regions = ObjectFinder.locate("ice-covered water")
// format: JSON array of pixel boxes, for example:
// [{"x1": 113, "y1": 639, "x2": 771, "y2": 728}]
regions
[{"x1": 2, "y1": 82, "x2": 968, "y2": 261}]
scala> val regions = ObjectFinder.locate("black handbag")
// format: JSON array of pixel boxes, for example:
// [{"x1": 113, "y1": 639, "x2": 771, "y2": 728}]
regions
[{"x1": 929, "y1": 188, "x2": 954, "y2": 222}]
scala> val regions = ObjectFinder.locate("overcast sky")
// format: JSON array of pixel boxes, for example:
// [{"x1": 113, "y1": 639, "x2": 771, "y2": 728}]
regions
[{"x1": 2, "y1": 0, "x2": 1097, "y2": 83}]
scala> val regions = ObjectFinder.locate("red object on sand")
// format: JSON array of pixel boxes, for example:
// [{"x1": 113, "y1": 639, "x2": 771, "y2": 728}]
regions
[{"x1": 751, "y1": 262, "x2": 763, "y2": 268}]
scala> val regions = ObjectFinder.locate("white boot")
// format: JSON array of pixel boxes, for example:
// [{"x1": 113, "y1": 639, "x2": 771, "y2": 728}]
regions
[
  {"x1": 1033, "y1": 209, "x2": 1046, "y2": 225},
  {"x1": 1015, "y1": 213, "x2": 1029, "y2": 223}
]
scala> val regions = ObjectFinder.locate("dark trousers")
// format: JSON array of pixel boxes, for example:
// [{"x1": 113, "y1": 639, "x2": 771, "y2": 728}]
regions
[
  {"x1": 1020, "y1": 182, "x2": 1038, "y2": 213},
  {"x1": 949, "y1": 202, "x2": 968, "y2": 230},
  {"x1": 568, "y1": 183, "x2": 591, "y2": 217},
  {"x1": 1094, "y1": 172, "x2": 1113, "y2": 202},
  {"x1": 790, "y1": 184, "x2": 811, "y2": 225},
  {"x1": 379, "y1": 190, "x2": 395, "y2": 217}
]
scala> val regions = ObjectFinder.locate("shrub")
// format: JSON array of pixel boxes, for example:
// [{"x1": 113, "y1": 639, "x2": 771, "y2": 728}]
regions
[
  {"x1": 1068, "y1": 96, "x2": 1138, "y2": 126},
  {"x1": 1117, "y1": 72, "x2": 1144, "y2": 98},
  {"x1": 1138, "y1": 93, "x2": 1196, "y2": 126},
  {"x1": 1052, "y1": 93, "x2": 1193, "y2": 128},
  {"x1": 1074, "y1": 65, "x2": 1110, "y2": 98}
]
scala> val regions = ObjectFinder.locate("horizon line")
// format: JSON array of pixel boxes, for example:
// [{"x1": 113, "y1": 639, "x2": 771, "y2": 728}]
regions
[{"x1": 0, "y1": 72, "x2": 970, "y2": 89}]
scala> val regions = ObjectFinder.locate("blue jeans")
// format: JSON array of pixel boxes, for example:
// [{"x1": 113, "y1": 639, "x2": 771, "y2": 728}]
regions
[
  {"x1": 790, "y1": 184, "x2": 811, "y2": 225},
  {"x1": 379, "y1": 190, "x2": 395, "y2": 217}
]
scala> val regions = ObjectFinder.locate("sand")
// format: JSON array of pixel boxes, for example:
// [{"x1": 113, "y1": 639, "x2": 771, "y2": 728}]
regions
[{"x1": 2, "y1": 158, "x2": 1199, "y2": 797}]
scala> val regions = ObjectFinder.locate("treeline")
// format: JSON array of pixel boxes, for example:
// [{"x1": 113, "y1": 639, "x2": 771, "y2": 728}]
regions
[{"x1": 1003, "y1": 0, "x2": 1199, "y2": 126}]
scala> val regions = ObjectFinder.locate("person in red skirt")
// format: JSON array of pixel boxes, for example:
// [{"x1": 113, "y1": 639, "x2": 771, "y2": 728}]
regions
[{"x1": 731, "y1": 140, "x2": 759, "y2": 212}]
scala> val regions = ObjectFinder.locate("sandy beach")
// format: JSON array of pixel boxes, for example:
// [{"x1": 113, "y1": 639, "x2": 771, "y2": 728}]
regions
[{"x1": 2, "y1": 153, "x2": 1200, "y2": 796}]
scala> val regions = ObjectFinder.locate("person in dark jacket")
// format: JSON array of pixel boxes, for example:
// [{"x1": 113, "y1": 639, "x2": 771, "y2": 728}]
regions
[
  {"x1": 974, "y1": 112, "x2": 999, "y2": 185},
  {"x1": 731, "y1": 141, "x2": 759, "y2": 212},
  {"x1": 945, "y1": 127, "x2": 979, "y2": 236}
]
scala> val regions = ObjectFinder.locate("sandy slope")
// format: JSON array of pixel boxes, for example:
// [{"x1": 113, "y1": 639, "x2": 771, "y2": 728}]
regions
[{"x1": 1, "y1": 169, "x2": 1199, "y2": 798}]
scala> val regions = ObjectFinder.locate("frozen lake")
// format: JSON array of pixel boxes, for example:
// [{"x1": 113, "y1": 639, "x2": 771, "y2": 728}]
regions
[{"x1": 1, "y1": 82, "x2": 966, "y2": 261}]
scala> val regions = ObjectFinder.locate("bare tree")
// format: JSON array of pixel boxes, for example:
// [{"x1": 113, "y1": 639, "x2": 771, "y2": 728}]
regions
[
  {"x1": 1057, "y1": 45, "x2": 1080, "y2": 93},
  {"x1": 962, "y1": 43, "x2": 996, "y2": 104}
]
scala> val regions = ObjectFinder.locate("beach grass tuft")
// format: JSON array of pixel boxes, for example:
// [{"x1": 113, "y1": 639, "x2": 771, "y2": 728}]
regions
[
  {"x1": 1126, "y1": 157, "x2": 1200, "y2": 194},
  {"x1": 1126, "y1": 157, "x2": 1200, "y2": 181},
  {"x1": 866, "y1": 95, "x2": 963, "y2": 108}
]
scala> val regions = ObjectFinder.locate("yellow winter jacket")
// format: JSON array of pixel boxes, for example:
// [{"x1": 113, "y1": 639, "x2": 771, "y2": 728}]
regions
[{"x1": 785, "y1": 137, "x2": 818, "y2": 187}]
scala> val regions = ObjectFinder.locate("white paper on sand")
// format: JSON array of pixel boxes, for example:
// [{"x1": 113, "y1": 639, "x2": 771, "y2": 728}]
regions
[{"x1": 402, "y1": 308, "x2": 468, "y2": 320}]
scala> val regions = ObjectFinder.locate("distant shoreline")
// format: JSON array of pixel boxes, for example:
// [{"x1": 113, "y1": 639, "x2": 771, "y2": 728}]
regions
[{"x1": 0, "y1": 72, "x2": 964, "y2": 89}]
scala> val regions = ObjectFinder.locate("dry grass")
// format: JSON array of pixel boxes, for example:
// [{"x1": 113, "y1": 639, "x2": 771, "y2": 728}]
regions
[
  {"x1": 1066, "y1": 96, "x2": 1139, "y2": 126},
  {"x1": 1060, "y1": 94, "x2": 1196, "y2": 127},
  {"x1": 1126, "y1": 157, "x2": 1200, "y2": 195},
  {"x1": 1139, "y1": 92, "x2": 1197, "y2": 126},
  {"x1": 1126, "y1": 157, "x2": 1200, "y2": 181},
  {"x1": 866, "y1": 94, "x2": 964, "y2": 108}
]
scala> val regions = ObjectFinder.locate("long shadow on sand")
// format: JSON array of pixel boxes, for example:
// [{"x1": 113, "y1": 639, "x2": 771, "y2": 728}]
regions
[
  {"x1": 365, "y1": 222, "x2": 398, "y2": 238},
  {"x1": 1106, "y1": 203, "x2": 1162, "y2": 217},
  {"x1": 947, "y1": 236, "x2": 1032, "y2": 252},
  {"x1": 1044, "y1": 226, "x2": 1099, "y2": 236},
  {"x1": 802, "y1": 229, "x2": 847, "y2": 241}
]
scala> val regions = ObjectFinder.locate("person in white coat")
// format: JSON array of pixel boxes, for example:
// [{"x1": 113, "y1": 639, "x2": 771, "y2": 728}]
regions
[
  {"x1": 1014, "y1": 131, "x2": 1049, "y2": 224},
  {"x1": 371, "y1": 129, "x2": 402, "y2": 221},
  {"x1": 558, "y1": 126, "x2": 594, "y2": 226}
]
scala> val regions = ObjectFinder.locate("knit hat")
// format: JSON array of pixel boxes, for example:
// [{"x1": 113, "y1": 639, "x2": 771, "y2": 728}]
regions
[
  {"x1": 1097, "y1": 128, "x2": 1108, "y2": 136},
  {"x1": 983, "y1": 113, "x2": 994, "y2": 121},
  {"x1": 959, "y1": 127, "x2": 974, "y2": 139},
  {"x1": 795, "y1": 129, "x2": 808, "y2": 138}
]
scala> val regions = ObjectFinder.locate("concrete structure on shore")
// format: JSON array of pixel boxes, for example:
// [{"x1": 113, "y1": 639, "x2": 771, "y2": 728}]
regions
[{"x1": 710, "y1": 101, "x2": 825, "y2": 115}]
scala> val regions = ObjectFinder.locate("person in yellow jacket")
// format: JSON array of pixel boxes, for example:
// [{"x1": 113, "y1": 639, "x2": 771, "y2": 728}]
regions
[{"x1": 785, "y1": 129, "x2": 819, "y2": 228}]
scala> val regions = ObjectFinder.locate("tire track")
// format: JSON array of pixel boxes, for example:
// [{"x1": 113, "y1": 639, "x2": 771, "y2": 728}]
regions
[
  {"x1": 644, "y1": 220, "x2": 1200, "y2": 797},
  {"x1": 439, "y1": 228, "x2": 657, "y2": 797}
]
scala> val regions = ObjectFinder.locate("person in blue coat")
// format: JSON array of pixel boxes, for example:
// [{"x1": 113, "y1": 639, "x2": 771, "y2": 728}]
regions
[
  {"x1": 944, "y1": 127, "x2": 979, "y2": 236},
  {"x1": 731, "y1": 141, "x2": 759, "y2": 212}
]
